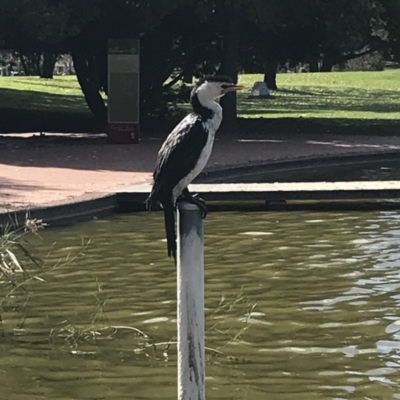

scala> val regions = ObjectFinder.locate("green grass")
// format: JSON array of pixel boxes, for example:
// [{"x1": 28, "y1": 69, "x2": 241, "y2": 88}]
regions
[
  {"x1": 0, "y1": 75, "x2": 89, "y2": 113},
  {"x1": 1, "y1": 70, "x2": 400, "y2": 133},
  {"x1": 237, "y1": 70, "x2": 400, "y2": 120},
  {"x1": 2, "y1": 70, "x2": 400, "y2": 118}
]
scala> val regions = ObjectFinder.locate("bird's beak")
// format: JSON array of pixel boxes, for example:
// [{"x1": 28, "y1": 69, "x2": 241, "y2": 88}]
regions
[{"x1": 222, "y1": 85, "x2": 245, "y2": 94}]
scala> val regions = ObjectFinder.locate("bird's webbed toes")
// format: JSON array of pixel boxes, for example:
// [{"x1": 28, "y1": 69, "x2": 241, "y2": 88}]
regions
[
  {"x1": 193, "y1": 196, "x2": 208, "y2": 219},
  {"x1": 177, "y1": 192, "x2": 208, "y2": 219}
]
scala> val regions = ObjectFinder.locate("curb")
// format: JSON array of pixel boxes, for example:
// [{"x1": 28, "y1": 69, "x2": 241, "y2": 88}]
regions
[
  {"x1": 2, "y1": 150, "x2": 400, "y2": 228},
  {"x1": 198, "y1": 150, "x2": 400, "y2": 183},
  {"x1": 0, "y1": 194, "x2": 117, "y2": 230}
]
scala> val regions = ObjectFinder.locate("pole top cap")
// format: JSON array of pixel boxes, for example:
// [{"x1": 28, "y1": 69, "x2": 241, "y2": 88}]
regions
[{"x1": 178, "y1": 202, "x2": 202, "y2": 211}]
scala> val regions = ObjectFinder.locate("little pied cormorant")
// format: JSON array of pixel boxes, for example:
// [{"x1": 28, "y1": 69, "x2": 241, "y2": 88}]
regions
[{"x1": 146, "y1": 75, "x2": 244, "y2": 259}]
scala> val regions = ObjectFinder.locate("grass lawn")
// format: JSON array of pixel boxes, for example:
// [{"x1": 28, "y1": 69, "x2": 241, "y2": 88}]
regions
[
  {"x1": 237, "y1": 70, "x2": 400, "y2": 120},
  {"x1": 0, "y1": 76, "x2": 89, "y2": 114},
  {"x1": 0, "y1": 76, "x2": 99, "y2": 132},
  {"x1": 1, "y1": 70, "x2": 400, "y2": 133}
]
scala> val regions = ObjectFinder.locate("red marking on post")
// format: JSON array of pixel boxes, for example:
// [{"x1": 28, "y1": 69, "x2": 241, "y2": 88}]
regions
[{"x1": 107, "y1": 122, "x2": 140, "y2": 144}]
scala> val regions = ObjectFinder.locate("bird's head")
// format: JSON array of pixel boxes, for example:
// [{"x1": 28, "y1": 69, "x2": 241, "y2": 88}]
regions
[{"x1": 191, "y1": 75, "x2": 245, "y2": 101}]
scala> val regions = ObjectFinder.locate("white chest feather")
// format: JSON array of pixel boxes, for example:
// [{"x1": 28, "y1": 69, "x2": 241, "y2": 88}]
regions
[{"x1": 173, "y1": 105, "x2": 222, "y2": 198}]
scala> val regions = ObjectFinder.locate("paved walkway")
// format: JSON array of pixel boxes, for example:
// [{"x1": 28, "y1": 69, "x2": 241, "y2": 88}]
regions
[{"x1": 1, "y1": 131, "x2": 400, "y2": 213}]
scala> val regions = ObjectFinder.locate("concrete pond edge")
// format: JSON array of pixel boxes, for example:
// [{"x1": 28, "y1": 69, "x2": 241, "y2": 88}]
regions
[
  {"x1": 197, "y1": 150, "x2": 400, "y2": 183},
  {"x1": 1, "y1": 150, "x2": 400, "y2": 230}
]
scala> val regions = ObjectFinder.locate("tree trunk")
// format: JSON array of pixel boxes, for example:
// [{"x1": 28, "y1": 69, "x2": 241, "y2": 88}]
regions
[
  {"x1": 263, "y1": 60, "x2": 278, "y2": 90},
  {"x1": 72, "y1": 51, "x2": 107, "y2": 125},
  {"x1": 183, "y1": 71, "x2": 192, "y2": 83},
  {"x1": 40, "y1": 52, "x2": 57, "y2": 79},
  {"x1": 320, "y1": 57, "x2": 335, "y2": 72},
  {"x1": 18, "y1": 53, "x2": 40, "y2": 75},
  {"x1": 34, "y1": 53, "x2": 41, "y2": 75},
  {"x1": 219, "y1": 1, "x2": 240, "y2": 125},
  {"x1": 308, "y1": 57, "x2": 319, "y2": 72},
  {"x1": 19, "y1": 53, "x2": 29, "y2": 76}
]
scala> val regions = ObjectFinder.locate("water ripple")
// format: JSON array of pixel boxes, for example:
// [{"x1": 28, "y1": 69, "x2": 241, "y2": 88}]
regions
[{"x1": 2, "y1": 210, "x2": 400, "y2": 399}]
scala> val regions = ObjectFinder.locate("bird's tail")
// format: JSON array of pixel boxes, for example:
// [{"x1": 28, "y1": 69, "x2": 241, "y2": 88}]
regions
[
  {"x1": 146, "y1": 186, "x2": 158, "y2": 211},
  {"x1": 163, "y1": 197, "x2": 177, "y2": 260}
]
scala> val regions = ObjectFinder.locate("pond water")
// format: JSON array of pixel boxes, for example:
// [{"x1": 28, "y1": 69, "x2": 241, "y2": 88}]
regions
[{"x1": 2, "y1": 210, "x2": 400, "y2": 399}]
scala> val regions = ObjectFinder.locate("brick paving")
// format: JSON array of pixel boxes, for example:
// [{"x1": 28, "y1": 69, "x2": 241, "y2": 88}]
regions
[{"x1": 1, "y1": 131, "x2": 400, "y2": 213}]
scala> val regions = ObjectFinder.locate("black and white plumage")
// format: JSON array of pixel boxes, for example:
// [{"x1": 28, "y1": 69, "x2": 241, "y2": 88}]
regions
[{"x1": 146, "y1": 75, "x2": 244, "y2": 259}]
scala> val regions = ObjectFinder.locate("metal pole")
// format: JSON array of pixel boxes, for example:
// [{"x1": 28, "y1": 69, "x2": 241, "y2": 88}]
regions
[{"x1": 177, "y1": 202, "x2": 205, "y2": 400}]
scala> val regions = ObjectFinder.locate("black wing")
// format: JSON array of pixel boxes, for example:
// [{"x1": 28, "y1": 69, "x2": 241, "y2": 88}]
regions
[{"x1": 152, "y1": 114, "x2": 208, "y2": 200}]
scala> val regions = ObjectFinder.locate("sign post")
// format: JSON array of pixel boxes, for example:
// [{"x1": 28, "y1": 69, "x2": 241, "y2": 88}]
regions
[{"x1": 107, "y1": 39, "x2": 140, "y2": 144}]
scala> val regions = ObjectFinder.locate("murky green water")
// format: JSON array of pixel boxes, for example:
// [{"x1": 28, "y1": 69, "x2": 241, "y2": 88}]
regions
[{"x1": 2, "y1": 211, "x2": 400, "y2": 399}]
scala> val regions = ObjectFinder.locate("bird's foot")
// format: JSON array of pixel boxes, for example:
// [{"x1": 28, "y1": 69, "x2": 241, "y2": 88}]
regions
[{"x1": 177, "y1": 193, "x2": 208, "y2": 219}]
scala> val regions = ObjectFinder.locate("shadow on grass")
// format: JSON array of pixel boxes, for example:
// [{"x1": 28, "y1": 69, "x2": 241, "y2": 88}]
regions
[
  {"x1": 239, "y1": 87, "x2": 400, "y2": 116},
  {"x1": 277, "y1": 88, "x2": 320, "y2": 96},
  {"x1": 0, "y1": 87, "x2": 88, "y2": 113},
  {"x1": 0, "y1": 87, "x2": 99, "y2": 133},
  {"x1": 8, "y1": 78, "x2": 81, "y2": 90}
]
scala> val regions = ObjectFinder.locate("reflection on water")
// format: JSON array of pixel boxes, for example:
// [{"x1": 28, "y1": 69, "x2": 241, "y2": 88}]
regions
[{"x1": 2, "y1": 210, "x2": 400, "y2": 399}]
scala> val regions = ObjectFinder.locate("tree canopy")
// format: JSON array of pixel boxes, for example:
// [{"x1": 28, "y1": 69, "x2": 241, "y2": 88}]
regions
[{"x1": 1, "y1": 0, "x2": 399, "y2": 124}]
